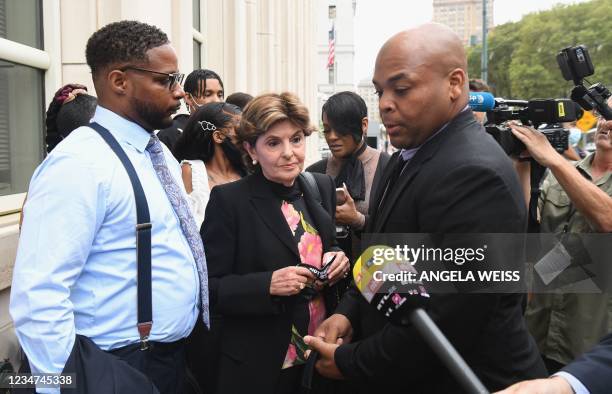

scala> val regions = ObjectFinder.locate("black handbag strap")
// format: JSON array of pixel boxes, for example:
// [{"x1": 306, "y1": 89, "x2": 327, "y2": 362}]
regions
[
  {"x1": 302, "y1": 172, "x2": 322, "y2": 205},
  {"x1": 89, "y1": 122, "x2": 153, "y2": 350}
]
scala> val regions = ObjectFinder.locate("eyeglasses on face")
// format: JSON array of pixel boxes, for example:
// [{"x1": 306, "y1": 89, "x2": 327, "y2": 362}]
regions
[{"x1": 120, "y1": 66, "x2": 185, "y2": 90}]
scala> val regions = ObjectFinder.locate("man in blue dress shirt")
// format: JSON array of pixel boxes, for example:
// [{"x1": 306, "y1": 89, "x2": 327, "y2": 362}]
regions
[
  {"x1": 10, "y1": 20, "x2": 208, "y2": 393},
  {"x1": 495, "y1": 333, "x2": 612, "y2": 394}
]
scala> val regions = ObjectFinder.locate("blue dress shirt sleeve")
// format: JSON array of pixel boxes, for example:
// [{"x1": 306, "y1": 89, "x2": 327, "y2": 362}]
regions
[
  {"x1": 10, "y1": 149, "x2": 106, "y2": 393},
  {"x1": 555, "y1": 371, "x2": 590, "y2": 394}
]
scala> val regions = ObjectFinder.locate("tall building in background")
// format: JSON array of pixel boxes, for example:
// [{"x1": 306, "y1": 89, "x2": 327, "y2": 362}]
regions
[
  {"x1": 433, "y1": 0, "x2": 494, "y2": 46},
  {"x1": 316, "y1": 0, "x2": 356, "y2": 125},
  {"x1": 357, "y1": 77, "x2": 390, "y2": 152},
  {"x1": 357, "y1": 77, "x2": 381, "y2": 124}
]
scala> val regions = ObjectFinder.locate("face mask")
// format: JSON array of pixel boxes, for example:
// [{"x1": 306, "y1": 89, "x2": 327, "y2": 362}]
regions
[
  {"x1": 568, "y1": 128, "x2": 582, "y2": 147},
  {"x1": 187, "y1": 93, "x2": 204, "y2": 114},
  {"x1": 220, "y1": 137, "x2": 246, "y2": 174}
]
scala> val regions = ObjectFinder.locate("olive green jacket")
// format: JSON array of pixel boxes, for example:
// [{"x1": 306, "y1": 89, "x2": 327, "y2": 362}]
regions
[{"x1": 526, "y1": 152, "x2": 612, "y2": 365}]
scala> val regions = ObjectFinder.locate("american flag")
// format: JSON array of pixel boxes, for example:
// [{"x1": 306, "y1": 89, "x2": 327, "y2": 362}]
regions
[{"x1": 327, "y1": 24, "x2": 335, "y2": 69}]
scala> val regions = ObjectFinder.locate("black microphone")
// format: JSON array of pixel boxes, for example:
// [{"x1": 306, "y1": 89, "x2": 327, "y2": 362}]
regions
[
  {"x1": 353, "y1": 245, "x2": 489, "y2": 394},
  {"x1": 570, "y1": 85, "x2": 594, "y2": 111}
]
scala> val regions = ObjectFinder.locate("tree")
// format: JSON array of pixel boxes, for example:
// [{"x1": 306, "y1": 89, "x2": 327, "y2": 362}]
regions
[{"x1": 467, "y1": 0, "x2": 612, "y2": 100}]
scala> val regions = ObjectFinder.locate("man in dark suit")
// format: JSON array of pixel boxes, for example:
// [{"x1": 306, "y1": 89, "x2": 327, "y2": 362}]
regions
[
  {"x1": 304, "y1": 23, "x2": 547, "y2": 393},
  {"x1": 496, "y1": 333, "x2": 612, "y2": 393}
]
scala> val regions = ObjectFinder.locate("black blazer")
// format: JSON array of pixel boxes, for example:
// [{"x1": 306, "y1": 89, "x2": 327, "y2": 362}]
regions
[
  {"x1": 333, "y1": 109, "x2": 547, "y2": 393},
  {"x1": 157, "y1": 114, "x2": 188, "y2": 153},
  {"x1": 201, "y1": 170, "x2": 342, "y2": 393},
  {"x1": 563, "y1": 332, "x2": 612, "y2": 394}
]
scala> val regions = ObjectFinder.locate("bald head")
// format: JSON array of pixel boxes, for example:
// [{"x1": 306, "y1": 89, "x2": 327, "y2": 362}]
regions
[
  {"x1": 378, "y1": 23, "x2": 467, "y2": 79},
  {"x1": 372, "y1": 23, "x2": 470, "y2": 149}
]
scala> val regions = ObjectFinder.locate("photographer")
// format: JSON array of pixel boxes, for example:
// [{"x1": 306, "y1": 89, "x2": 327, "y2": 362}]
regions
[{"x1": 509, "y1": 97, "x2": 612, "y2": 374}]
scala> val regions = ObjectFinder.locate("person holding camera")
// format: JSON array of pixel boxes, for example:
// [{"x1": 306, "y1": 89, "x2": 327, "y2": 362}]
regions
[{"x1": 509, "y1": 97, "x2": 612, "y2": 374}]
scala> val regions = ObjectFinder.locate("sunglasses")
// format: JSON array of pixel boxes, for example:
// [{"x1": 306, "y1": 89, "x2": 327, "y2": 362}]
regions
[{"x1": 121, "y1": 66, "x2": 185, "y2": 91}]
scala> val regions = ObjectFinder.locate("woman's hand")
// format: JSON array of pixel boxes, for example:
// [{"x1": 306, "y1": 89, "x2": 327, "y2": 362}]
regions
[
  {"x1": 335, "y1": 184, "x2": 365, "y2": 228},
  {"x1": 270, "y1": 266, "x2": 316, "y2": 296},
  {"x1": 323, "y1": 251, "x2": 350, "y2": 286}
]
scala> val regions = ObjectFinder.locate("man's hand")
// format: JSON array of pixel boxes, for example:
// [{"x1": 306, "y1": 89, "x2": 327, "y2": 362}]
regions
[
  {"x1": 304, "y1": 335, "x2": 345, "y2": 380},
  {"x1": 313, "y1": 313, "x2": 353, "y2": 345},
  {"x1": 494, "y1": 376, "x2": 574, "y2": 394},
  {"x1": 509, "y1": 122, "x2": 564, "y2": 168},
  {"x1": 335, "y1": 184, "x2": 365, "y2": 228}
]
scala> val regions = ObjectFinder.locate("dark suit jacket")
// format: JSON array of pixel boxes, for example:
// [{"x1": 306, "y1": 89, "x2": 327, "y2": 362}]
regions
[
  {"x1": 333, "y1": 109, "x2": 547, "y2": 393},
  {"x1": 156, "y1": 114, "x2": 188, "y2": 154},
  {"x1": 201, "y1": 170, "x2": 342, "y2": 393},
  {"x1": 563, "y1": 333, "x2": 612, "y2": 394}
]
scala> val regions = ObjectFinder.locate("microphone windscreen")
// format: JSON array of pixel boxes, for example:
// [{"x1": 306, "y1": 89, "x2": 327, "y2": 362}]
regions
[
  {"x1": 468, "y1": 91, "x2": 495, "y2": 112},
  {"x1": 353, "y1": 245, "x2": 430, "y2": 325}
]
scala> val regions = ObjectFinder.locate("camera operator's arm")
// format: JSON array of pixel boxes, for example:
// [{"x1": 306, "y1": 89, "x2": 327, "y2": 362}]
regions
[
  {"x1": 512, "y1": 159, "x2": 531, "y2": 208},
  {"x1": 510, "y1": 123, "x2": 612, "y2": 232}
]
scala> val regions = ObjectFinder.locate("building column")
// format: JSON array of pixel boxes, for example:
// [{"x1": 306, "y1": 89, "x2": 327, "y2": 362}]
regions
[
  {"x1": 245, "y1": 0, "x2": 258, "y2": 95},
  {"x1": 170, "y1": 0, "x2": 193, "y2": 74},
  {"x1": 205, "y1": 0, "x2": 225, "y2": 75}
]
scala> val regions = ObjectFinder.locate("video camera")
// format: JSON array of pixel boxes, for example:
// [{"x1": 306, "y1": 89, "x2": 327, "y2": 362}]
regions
[
  {"x1": 557, "y1": 45, "x2": 612, "y2": 120},
  {"x1": 470, "y1": 92, "x2": 580, "y2": 156}
]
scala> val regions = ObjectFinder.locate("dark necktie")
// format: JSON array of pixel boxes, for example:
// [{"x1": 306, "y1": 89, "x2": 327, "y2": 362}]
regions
[
  {"x1": 146, "y1": 135, "x2": 210, "y2": 327},
  {"x1": 378, "y1": 154, "x2": 408, "y2": 209}
]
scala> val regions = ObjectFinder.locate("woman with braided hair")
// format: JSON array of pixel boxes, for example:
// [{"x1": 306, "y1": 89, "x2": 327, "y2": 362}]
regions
[
  {"x1": 45, "y1": 83, "x2": 97, "y2": 153},
  {"x1": 20, "y1": 84, "x2": 97, "y2": 229}
]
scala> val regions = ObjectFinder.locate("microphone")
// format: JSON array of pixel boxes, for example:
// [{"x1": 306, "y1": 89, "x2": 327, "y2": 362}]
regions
[
  {"x1": 469, "y1": 91, "x2": 496, "y2": 112},
  {"x1": 353, "y1": 245, "x2": 489, "y2": 394},
  {"x1": 354, "y1": 245, "x2": 429, "y2": 324}
]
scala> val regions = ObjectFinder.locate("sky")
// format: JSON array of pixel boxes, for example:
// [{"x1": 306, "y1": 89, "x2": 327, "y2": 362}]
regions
[{"x1": 353, "y1": 0, "x2": 591, "y2": 83}]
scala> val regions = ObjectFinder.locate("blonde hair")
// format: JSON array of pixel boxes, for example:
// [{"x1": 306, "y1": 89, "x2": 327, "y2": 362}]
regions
[{"x1": 238, "y1": 92, "x2": 314, "y2": 147}]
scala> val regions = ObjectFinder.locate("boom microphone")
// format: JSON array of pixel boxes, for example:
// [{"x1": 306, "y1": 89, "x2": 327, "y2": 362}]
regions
[{"x1": 469, "y1": 91, "x2": 496, "y2": 112}]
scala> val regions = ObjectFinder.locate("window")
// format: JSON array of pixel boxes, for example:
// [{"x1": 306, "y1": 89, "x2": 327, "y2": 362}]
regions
[
  {"x1": 193, "y1": 39, "x2": 201, "y2": 69},
  {"x1": 192, "y1": 0, "x2": 200, "y2": 31},
  {"x1": 192, "y1": 0, "x2": 205, "y2": 70},
  {"x1": 0, "y1": 0, "x2": 45, "y2": 199},
  {"x1": 0, "y1": 0, "x2": 42, "y2": 49},
  {"x1": 0, "y1": 61, "x2": 44, "y2": 196},
  {"x1": 328, "y1": 5, "x2": 336, "y2": 20}
]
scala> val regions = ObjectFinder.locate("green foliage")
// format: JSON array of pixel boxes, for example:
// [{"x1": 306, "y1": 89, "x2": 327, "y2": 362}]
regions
[{"x1": 467, "y1": 0, "x2": 612, "y2": 100}]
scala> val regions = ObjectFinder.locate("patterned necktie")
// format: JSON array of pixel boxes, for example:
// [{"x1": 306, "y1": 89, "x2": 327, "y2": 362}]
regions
[{"x1": 146, "y1": 135, "x2": 209, "y2": 327}]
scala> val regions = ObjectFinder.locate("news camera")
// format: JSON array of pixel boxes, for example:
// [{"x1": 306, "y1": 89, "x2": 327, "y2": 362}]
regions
[
  {"x1": 557, "y1": 45, "x2": 612, "y2": 120},
  {"x1": 470, "y1": 92, "x2": 579, "y2": 156}
]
